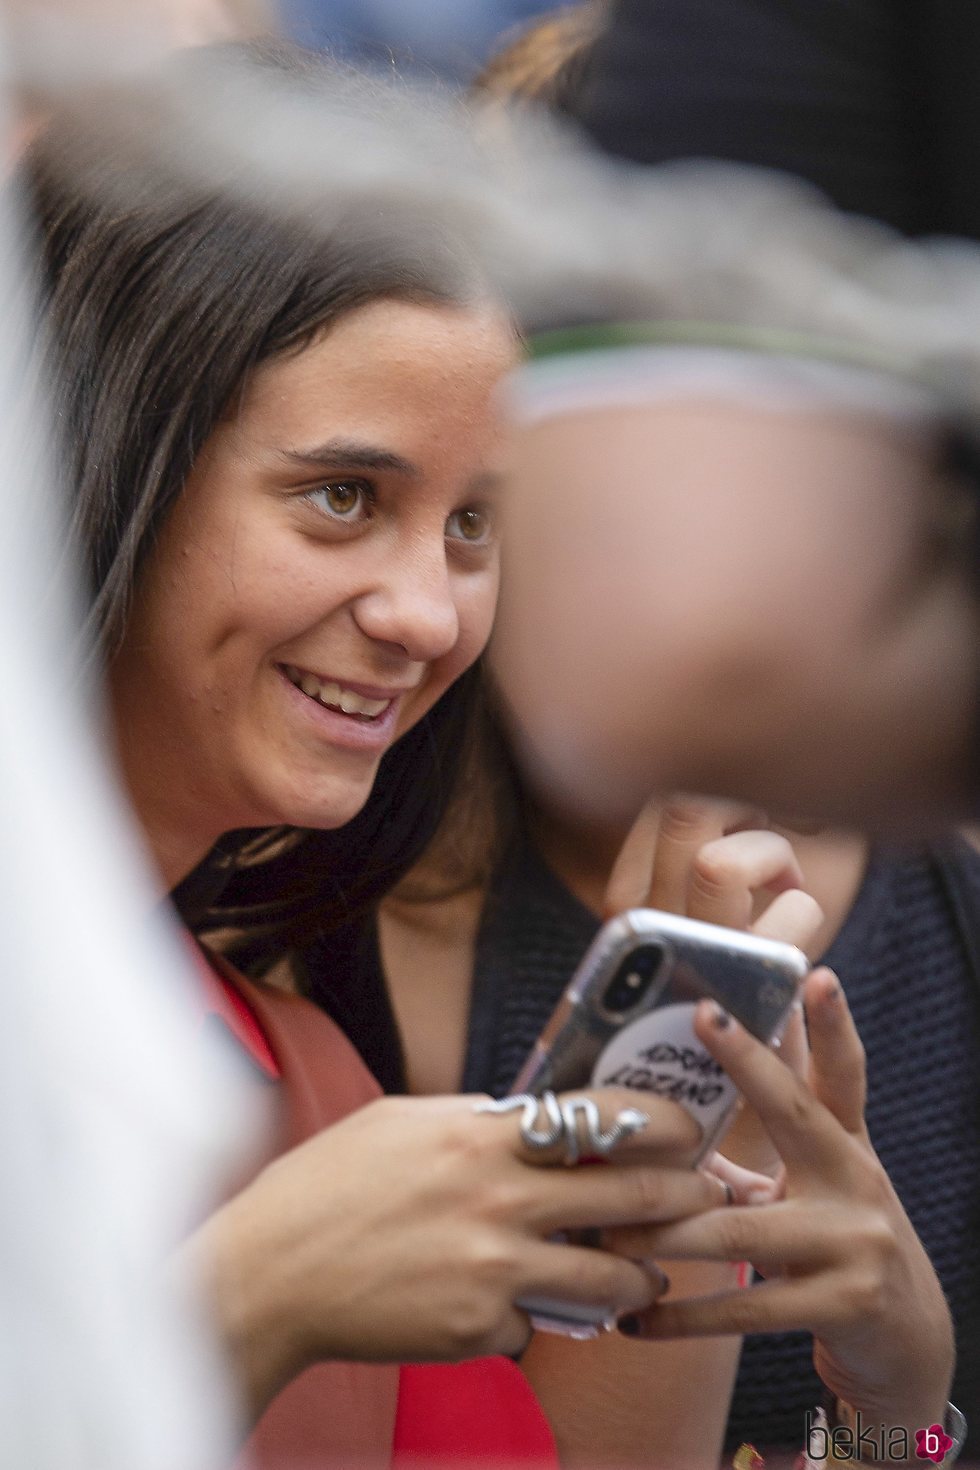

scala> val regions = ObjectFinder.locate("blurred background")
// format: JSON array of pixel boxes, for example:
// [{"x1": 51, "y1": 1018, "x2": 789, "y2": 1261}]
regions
[{"x1": 278, "y1": 0, "x2": 555, "y2": 80}]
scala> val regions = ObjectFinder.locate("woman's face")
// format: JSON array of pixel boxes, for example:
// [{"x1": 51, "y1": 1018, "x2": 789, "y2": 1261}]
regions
[
  {"x1": 110, "y1": 298, "x2": 514, "y2": 864},
  {"x1": 495, "y1": 397, "x2": 979, "y2": 831}
]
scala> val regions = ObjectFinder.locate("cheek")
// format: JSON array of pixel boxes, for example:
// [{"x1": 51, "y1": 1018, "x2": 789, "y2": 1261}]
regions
[{"x1": 202, "y1": 535, "x2": 353, "y2": 661}]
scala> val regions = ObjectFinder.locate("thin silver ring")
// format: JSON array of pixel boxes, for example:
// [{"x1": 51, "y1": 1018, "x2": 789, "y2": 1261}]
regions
[{"x1": 474, "y1": 1091, "x2": 650, "y2": 1166}]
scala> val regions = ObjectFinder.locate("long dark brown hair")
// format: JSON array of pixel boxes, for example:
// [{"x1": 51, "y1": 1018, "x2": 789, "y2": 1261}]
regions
[{"x1": 22, "y1": 42, "x2": 494, "y2": 965}]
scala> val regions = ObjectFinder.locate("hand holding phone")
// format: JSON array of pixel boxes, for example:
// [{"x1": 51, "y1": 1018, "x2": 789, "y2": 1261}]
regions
[
  {"x1": 600, "y1": 971, "x2": 955, "y2": 1440},
  {"x1": 511, "y1": 797, "x2": 824, "y2": 1337},
  {"x1": 510, "y1": 905, "x2": 808, "y2": 1337}
]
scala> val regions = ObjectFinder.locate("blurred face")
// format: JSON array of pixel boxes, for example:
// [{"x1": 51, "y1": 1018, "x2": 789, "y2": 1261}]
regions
[
  {"x1": 495, "y1": 396, "x2": 979, "y2": 832},
  {"x1": 111, "y1": 298, "x2": 514, "y2": 878}
]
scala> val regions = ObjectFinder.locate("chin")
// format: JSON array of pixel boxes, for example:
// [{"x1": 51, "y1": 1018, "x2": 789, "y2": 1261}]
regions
[{"x1": 267, "y1": 775, "x2": 378, "y2": 833}]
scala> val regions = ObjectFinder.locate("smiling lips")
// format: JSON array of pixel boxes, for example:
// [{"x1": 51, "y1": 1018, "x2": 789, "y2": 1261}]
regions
[{"x1": 282, "y1": 663, "x2": 399, "y2": 720}]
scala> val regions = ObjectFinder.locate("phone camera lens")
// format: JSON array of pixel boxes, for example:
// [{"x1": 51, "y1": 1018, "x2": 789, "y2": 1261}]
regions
[{"x1": 601, "y1": 943, "x2": 664, "y2": 1016}]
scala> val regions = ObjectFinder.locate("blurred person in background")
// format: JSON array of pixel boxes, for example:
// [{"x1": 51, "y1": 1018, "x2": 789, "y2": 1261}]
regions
[{"x1": 482, "y1": 0, "x2": 980, "y2": 834}]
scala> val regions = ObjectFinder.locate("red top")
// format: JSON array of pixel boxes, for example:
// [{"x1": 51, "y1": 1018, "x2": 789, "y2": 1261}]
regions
[{"x1": 196, "y1": 952, "x2": 558, "y2": 1468}]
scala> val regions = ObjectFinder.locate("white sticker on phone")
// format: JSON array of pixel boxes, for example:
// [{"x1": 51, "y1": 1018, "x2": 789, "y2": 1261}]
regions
[{"x1": 591, "y1": 1002, "x2": 736, "y2": 1137}]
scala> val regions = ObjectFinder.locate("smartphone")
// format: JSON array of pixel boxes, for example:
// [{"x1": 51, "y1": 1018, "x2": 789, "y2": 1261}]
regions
[{"x1": 512, "y1": 907, "x2": 808, "y2": 1337}]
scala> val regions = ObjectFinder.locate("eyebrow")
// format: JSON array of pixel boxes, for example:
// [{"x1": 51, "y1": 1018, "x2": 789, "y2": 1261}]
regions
[
  {"x1": 278, "y1": 438, "x2": 504, "y2": 499},
  {"x1": 278, "y1": 438, "x2": 421, "y2": 478}
]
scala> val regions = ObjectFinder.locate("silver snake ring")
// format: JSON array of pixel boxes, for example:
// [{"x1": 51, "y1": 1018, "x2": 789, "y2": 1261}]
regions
[{"x1": 474, "y1": 1091, "x2": 651, "y2": 1166}]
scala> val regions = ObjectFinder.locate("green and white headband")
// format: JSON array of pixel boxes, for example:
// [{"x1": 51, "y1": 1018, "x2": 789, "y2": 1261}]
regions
[{"x1": 507, "y1": 322, "x2": 945, "y2": 428}]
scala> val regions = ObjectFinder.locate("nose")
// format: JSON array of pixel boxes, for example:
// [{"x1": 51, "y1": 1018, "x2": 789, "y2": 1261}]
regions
[{"x1": 352, "y1": 536, "x2": 460, "y2": 663}]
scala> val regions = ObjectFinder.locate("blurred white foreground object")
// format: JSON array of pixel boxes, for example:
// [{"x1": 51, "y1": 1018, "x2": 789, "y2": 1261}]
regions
[
  {"x1": 0, "y1": 20, "x2": 245, "y2": 1469},
  {"x1": 1, "y1": 0, "x2": 270, "y2": 86}
]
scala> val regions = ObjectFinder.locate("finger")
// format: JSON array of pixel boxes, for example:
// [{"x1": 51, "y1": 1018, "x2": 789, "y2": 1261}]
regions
[
  {"x1": 528, "y1": 1163, "x2": 733, "y2": 1234},
  {"x1": 687, "y1": 830, "x2": 805, "y2": 930},
  {"x1": 803, "y1": 968, "x2": 867, "y2": 1135},
  {"x1": 618, "y1": 1271, "x2": 837, "y2": 1341},
  {"x1": 556, "y1": 1087, "x2": 704, "y2": 1160},
  {"x1": 603, "y1": 1198, "x2": 845, "y2": 1272},
  {"x1": 604, "y1": 797, "x2": 667, "y2": 916},
  {"x1": 641, "y1": 797, "x2": 764, "y2": 915},
  {"x1": 691, "y1": 1002, "x2": 843, "y2": 1176},
  {"x1": 543, "y1": 1158, "x2": 734, "y2": 1240},
  {"x1": 702, "y1": 1150, "x2": 783, "y2": 1207},
  {"x1": 750, "y1": 887, "x2": 824, "y2": 953},
  {"x1": 521, "y1": 1238, "x2": 661, "y2": 1317},
  {"x1": 772, "y1": 1000, "x2": 809, "y2": 1083}
]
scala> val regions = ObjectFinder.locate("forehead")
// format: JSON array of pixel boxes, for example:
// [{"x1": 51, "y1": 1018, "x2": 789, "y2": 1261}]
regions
[{"x1": 237, "y1": 297, "x2": 517, "y2": 448}]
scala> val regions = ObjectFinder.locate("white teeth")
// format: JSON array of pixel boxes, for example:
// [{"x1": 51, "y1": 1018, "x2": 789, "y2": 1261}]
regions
[
  {"x1": 285, "y1": 665, "x2": 389, "y2": 719},
  {"x1": 357, "y1": 695, "x2": 389, "y2": 718}
]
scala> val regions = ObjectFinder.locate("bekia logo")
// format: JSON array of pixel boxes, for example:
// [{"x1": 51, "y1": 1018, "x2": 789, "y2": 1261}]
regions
[
  {"x1": 915, "y1": 1423, "x2": 954, "y2": 1464},
  {"x1": 735, "y1": 1407, "x2": 962, "y2": 1468},
  {"x1": 796, "y1": 1409, "x2": 955, "y2": 1466}
]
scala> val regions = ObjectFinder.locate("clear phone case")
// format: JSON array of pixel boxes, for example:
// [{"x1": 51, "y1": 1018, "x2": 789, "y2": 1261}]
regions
[{"x1": 512, "y1": 908, "x2": 808, "y2": 1337}]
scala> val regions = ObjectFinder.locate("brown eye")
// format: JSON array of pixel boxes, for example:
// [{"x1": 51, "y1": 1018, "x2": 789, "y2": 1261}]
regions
[
  {"x1": 447, "y1": 507, "x2": 492, "y2": 545},
  {"x1": 305, "y1": 480, "x2": 371, "y2": 522},
  {"x1": 326, "y1": 482, "x2": 359, "y2": 514}
]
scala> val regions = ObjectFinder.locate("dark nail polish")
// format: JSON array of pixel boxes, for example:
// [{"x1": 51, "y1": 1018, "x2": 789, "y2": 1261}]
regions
[
  {"x1": 618, "y1": 1314, "x2": 642, "y2": 1337},
  {"x1": 711, "y1": 1005, "x2": 732, "y2": 1029}
]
